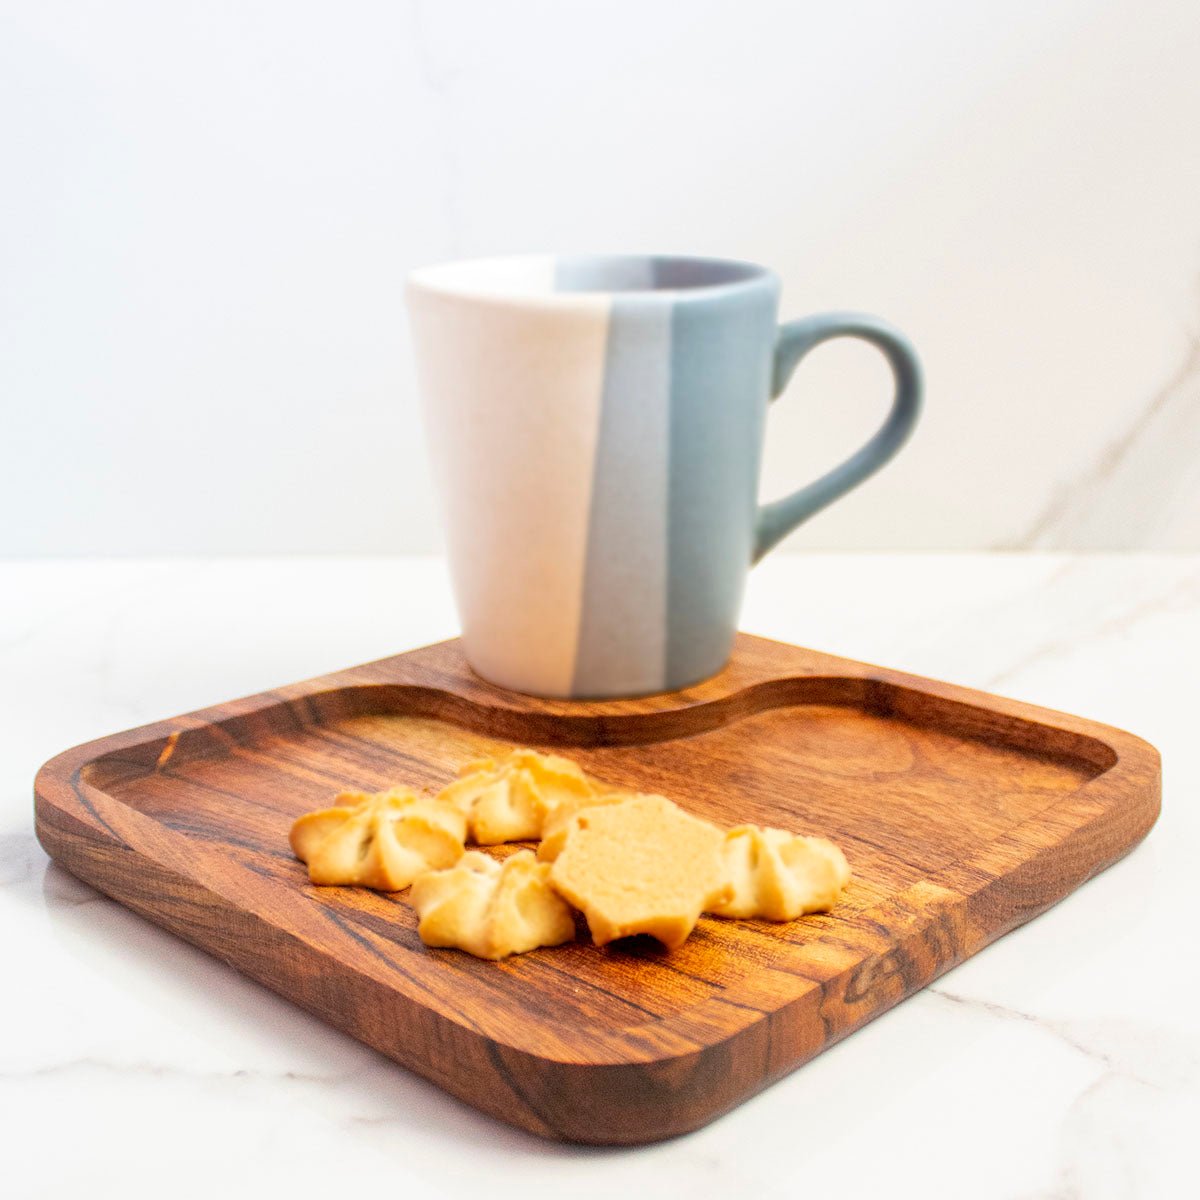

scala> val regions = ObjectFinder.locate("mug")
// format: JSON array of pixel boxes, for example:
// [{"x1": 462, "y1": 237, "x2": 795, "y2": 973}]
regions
[{"x1": 406, "y1": 254, "x2": 922, "y2": 699}]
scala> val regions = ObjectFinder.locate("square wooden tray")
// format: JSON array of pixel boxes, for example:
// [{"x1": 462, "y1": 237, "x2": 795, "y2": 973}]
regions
[{"x1": 34, "y1": 634, "x2": 1159, "y2": 1144}]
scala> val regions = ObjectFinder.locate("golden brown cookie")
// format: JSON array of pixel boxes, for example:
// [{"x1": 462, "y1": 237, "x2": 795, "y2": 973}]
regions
[
  {"x1": 548, "y1": 794, "x2": 732, "y2": 949},
  {"x1": 410, "y1": 849, "x2": 577, "y2": 959},
  {"x1": 289, "y1": 787, "x2": 465, "y2": 891},
  {"x1": 436, "y1": 748, "x2": 597, "y2": 844},
  {"x1": 709, "y1": 825, "x2": 850, "y2": 920},
  {"x1": 536, "y1": 790, "x2": 630, "y2": 862}
]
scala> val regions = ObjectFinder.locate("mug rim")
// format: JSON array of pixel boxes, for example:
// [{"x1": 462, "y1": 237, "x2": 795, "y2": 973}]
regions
[{"x1": 407, "y1": 253, "x2": 778, "y2": 304}]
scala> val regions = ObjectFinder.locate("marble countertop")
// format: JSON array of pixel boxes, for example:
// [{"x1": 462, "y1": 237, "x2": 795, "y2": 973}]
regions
[{"x1": 3, "y1": 554, "x2": 1196, "y2": 1199}]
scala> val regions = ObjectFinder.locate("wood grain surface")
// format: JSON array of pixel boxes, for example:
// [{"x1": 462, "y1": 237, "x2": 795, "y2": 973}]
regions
[{"x1": 33, "y1": 634, "x2": 1160, "y2": 1144}]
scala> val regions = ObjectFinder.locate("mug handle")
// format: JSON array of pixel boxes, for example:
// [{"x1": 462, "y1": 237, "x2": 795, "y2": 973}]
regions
[{"x1": 754, "y1": 312, "x2": 923, "y2": 561}]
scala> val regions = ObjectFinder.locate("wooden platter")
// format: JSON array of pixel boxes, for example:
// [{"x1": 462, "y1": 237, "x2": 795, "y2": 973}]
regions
[{"x1": 33, "y1": 634, "x2": 1160, "y2": 1144}]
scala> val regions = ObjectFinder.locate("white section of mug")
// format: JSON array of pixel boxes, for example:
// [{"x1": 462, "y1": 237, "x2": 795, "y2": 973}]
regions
[
  {"x1": 407, "y1": 280, "x2": 610, "y2": 696},
  {"x1": 407, "y1": 255, "x2": 558, "y2": 298}
]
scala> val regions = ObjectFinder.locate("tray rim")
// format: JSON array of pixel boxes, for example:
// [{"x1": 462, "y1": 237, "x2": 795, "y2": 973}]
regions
[{"x1": 31, "y1": 634, "x2": 1162, "y2": 1140}]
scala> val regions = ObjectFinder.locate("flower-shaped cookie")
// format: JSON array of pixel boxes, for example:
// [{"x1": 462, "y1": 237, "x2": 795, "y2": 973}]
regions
[
  {"x1": 436, "y1": 748, "x2": 597, "y2": 844},
  {"x1": 289, "y1": 787, "x2": 466, "y2": 891},
  {"x1": 549, "y1": 794, "x2": 732, "y2": 949},
  {"x1": 410, "y1": 849, "x2": 577, "y2": 959},
  {"x1": 709, "y1": 825, "x2": 851, "y2": 921}
]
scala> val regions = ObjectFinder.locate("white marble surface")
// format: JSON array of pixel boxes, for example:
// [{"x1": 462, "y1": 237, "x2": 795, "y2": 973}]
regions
[{"x1": 3, "y1": 554, "x2": 1197, "y2": 1199}]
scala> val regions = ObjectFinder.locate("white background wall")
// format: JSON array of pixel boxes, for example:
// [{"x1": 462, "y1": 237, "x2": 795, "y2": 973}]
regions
[{"x1": 3, "y1": 0, "x2": 1199, "y2": 556}]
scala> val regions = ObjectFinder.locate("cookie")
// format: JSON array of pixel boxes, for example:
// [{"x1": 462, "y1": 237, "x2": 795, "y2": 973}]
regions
[
  {"x1": 536, "y1": 790, "x2": 629, "y2": 862},
  {"x1": 410, "y1": 849, "x2": 577, "y2": 959},
  {"x1": 548, "y1": 793, "x2": 732, "y2": 949},
  {"x1": 289, "y1": 787, "x2": 465, "y2": 891},
  {"x1": 436, "y1": 748, "x2": 597, "y2": 844},
  {"x1": 709, "y1": 825, "x2": 850, "y2": 920}
]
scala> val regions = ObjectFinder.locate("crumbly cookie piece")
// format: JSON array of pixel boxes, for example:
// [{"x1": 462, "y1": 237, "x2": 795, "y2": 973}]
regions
[
  {"x1": 410, "y1": 849, "x2": 577, "y2": 959},
  {"x1": 548, "y1": 794, "x2": 732, "y2": 949},
  {"x1": 436, "y1": 748, "x2": 597, "y2": 844},
  {"x1": 289, "y1": 787, "x2": 465, "y2": 891},
  {"x1": 536, "y1": 790, "x2": 630, "y2": 862},
  {"x1": 709, "y1": 825, "x2": 851, "y2": 920}
]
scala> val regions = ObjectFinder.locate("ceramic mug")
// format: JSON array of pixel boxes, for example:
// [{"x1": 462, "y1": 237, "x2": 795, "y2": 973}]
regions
[{"x1": 406, "y1": 254, "x2": 922, "y2": 699}]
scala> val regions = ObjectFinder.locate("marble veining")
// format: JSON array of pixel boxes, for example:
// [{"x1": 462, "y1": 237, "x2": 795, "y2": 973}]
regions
[
  {"x1": 0, "y1": 1057, "x2": 342, "y2": 1087},
  {"x1": 3, "y1": 555, "x2": 1196, "y2": 1198},
  {"x1": 1007, "y1": 302, "x2": 1200, "y2": 551},
  {"x1": 928, "y1": 987, "x2": 1194, "y2": 1088},
  {"x1": 984, "y1": 562, "x2": 1200, "y2": 689}
]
